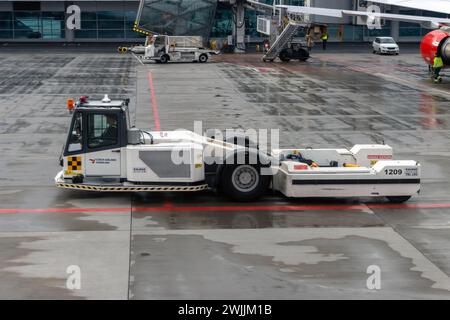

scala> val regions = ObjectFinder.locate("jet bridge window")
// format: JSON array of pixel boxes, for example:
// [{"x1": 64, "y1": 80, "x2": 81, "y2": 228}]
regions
[
  {"x1": 68, "y1": 112, "x2": 83, "y2": 153},
  {"x1": 136, "y1": 0, "x2": 217, "y2": 40},
  {"x1": 88, "y1": 114, "x2": 118, "y2": 149}
]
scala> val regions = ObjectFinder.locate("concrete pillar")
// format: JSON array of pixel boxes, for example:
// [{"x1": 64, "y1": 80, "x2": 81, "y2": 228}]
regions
[
  {"x1": 65, "y1": 2, "x2": 75, "y2": 42},
  {"x1": 391, "y1": 5, "x2": 399, "y2": 41},
  {"x1": 232, "y1": 1, "x2": 246, "y2": 53}
]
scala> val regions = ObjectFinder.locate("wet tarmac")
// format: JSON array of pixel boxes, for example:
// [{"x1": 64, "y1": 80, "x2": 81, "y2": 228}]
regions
[{"x1": 0, "y1": 45, "x2": 450, "y2": 299}]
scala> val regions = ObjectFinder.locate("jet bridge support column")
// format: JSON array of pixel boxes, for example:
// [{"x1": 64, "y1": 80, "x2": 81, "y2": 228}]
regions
[
  {"x1": 391, "y1": 5, "x2": 400, "y2": 42},
  {"x1": 232, "y1": 0, "x2": 246, "y2": 53},
  {"x1": 64, "y1": 1, "x2": 75, "y2": 42}
]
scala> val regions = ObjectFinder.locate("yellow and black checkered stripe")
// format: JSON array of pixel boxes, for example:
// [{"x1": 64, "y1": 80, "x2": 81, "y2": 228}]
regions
[
  {"x1": 133, "y1": 21, "x2": 152, "y2": 36},
  {"x1": 56, "y1": 183, "x2": 209, "y2": 193},
  {"x1": 67, "y1": 156, "x2": 82, "y2": 172}
]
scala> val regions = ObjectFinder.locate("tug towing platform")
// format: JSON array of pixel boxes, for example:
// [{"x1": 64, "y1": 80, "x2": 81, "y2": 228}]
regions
[{"x1": 56, "y1": 96, "x2": 421, "y2": 202}]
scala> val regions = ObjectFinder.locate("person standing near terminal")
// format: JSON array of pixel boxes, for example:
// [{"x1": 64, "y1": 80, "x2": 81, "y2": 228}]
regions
[
  {"x1": 321, "y1": 33, "x2": 329, "y2": 50},
  {"x1": 433, "y1": 52, "x2": 444, "y2": 83}
]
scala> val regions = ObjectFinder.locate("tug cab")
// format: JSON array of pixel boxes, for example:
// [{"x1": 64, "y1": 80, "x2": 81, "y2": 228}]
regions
[{"x1": 61, "y1": 95, "x2": 130, "y2": 183}]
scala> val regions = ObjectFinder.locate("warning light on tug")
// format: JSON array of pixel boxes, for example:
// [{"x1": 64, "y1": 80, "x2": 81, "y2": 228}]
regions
[{"x1": 67, "y1": 99, "x2": 74, "y2": 111}]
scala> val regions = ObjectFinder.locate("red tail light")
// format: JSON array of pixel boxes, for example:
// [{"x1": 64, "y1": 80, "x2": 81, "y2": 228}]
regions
[{"x1": 294, "y1": 164, "x2": 309, "y2": 170}]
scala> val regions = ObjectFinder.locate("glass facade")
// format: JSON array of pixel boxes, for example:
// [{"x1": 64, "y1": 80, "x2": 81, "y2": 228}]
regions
[
  {"x1": 0, "y1": 1, "x2": 435, "y2": 42},
  {"x1": 365, "y1": 20, "x2": 392, "y2": 38},
  {"x1": 189, "y1": 0, "x2": 306, "y2": 39},
  {"x1": 136, "y1": 0, "x2": 217, "y2": 40},
  {"x1": 0, "y1": 10, "x2": 65, "y2": 39},
  {"x1": 74, "y1": 1, "x2": 143, "y2": 40},
  {"x1": 398, "y1": 9, "x2": 448, "y2": 37},
  {"x1": 0, "y1": 1, "x2": 144, "y2": 40},
  {"x1": 210, "y1": 3, "x2": 231, "y2": 39}
]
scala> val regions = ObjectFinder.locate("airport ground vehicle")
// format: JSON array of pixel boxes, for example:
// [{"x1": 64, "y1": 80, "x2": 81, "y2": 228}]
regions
[
  {"x1": 56, "y1": 96, "x2": 421, "y2": 202},
  {"x1": 143, "y1": 35, "x2": 219, "y2": 63},
  {"x1": 278, "y1": 40, "x2": 310, "y2": 62},
  {"x1": 372, "y1": 37, "x2": 400, "y2": 55}
]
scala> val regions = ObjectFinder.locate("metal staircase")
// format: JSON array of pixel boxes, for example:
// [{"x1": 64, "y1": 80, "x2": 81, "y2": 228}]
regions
[{"x1": 262, "y1": 21, "x2": 302, "y2": 62}]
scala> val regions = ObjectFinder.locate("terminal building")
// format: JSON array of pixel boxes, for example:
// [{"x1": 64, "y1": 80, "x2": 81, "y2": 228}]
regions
[{"x1": 0, "y1": 0, "x2": 445, "y2": 43}]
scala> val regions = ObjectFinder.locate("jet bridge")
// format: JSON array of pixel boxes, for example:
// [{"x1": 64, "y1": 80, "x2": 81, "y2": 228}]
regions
[
  {"x1": 133, "y1": 0, "x2": 321, "y2": 55},
  {"x1": 133, "y1": 0, "x2": 276, "y2": 51},
  {"x1": 134, "y1": 0, "x2": 218, "y2": 42}
]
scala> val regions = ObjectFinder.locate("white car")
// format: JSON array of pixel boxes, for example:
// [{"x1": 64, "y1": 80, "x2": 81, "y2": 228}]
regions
[{"x1": 372, "y1": 37, "x2": 400, "y2": 55}]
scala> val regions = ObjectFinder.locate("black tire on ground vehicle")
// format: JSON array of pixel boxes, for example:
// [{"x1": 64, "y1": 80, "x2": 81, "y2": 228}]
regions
[
  {"x1": 386, "y1": 196, "x2": 411, "y2": 203},
  {"x1": 298, "y1": 48, "x2": 310, "y2": 62},
  {"x1": 160, "y1": 54, "x2": 169, "y2": 64},
  {"x1": 279, "y1": 50, "x2": 291, "y2": 62},
  {"x1": 220, "y1": 164, "x2": 270, "y2": 201},
  {"x1": 199, "y1": 54, "x2": 208, "y2": 63}
]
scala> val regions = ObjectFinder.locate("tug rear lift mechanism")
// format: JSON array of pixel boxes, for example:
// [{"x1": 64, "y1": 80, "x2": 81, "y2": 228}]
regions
[{"x1": 56, "y1": 96, "x2": 421, "y2": 202}]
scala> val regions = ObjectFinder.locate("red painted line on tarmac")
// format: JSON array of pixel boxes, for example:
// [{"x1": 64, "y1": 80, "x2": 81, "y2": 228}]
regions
[
  {"x1": 0, "y1": 207, "x2": 131, "y2": 214},
  {"x1": 148, "y1": 71, "x2": 161, "y2": 131},
  {"x1": 1, "y1": 202, "x2": 450, "y2": 214}
]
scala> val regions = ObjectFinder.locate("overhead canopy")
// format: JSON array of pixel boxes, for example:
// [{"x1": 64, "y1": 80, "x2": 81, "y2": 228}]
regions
[{"x1": 135, "y1": 0, "x2": 218, "y2": 40}]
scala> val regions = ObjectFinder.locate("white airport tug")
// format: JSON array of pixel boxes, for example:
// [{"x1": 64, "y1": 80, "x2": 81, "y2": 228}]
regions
[
  {"x1": 56, "y1": 96, "x2": 421, "y2": 202},
  {"x1": 142, "y1": 35, "x2": 219, "y2": 64}
]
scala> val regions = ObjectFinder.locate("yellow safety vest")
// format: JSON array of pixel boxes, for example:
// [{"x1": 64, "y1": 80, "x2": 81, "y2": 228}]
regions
[
  {"x1": 321, "y1": 34, "x2": 328, "y2": 41},
  {"x1": 433, "y1": 56, "x2": 444, "y2": 68}
]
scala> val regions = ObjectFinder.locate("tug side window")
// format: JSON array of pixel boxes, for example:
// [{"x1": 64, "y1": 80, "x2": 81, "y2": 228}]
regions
[
  {"x1": 88, "y1": 114, "x2": 118, "y2": 149},
  {"x1": 68, "y1": 112, "x2": 83, "y2": 152}
]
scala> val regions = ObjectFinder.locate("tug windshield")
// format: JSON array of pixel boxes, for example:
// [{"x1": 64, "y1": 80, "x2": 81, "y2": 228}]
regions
[{"x1": 68, "y1": 112, "x2": 83, "y2": 153}]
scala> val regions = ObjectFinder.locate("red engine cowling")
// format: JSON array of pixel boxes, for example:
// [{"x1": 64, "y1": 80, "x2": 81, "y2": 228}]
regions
[{"x1": 421, "y1": 29, "x2": 450, "y2": 66}]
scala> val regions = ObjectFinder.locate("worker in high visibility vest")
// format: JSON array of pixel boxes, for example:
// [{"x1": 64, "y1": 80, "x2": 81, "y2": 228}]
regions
[
  {"x1": 321, "y1": 33, "x2": 329, "y2": 50},
  {"x1": 433, "y1": 52, "x2": 444, "y2": 83}
]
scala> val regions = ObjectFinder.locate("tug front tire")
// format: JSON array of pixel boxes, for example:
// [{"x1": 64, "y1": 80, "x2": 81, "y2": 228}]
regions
[
  {"x1": 386, "y1": 196, "x2": 411, "y2": 203},
  {"x1": 160, "y1": 54, "x2": 169, "y2": 64},
  {"x1": 199, "y1": 54, "x2": 208, "y2": 63},
  {"x1": 220, "y1": 164, "x2": 270, "y2": 201}
]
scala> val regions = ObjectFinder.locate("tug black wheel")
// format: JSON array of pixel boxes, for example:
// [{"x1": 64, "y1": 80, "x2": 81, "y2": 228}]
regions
[
  {"x1": 220, "y1": 164, "x2": 270, "y2": 201},
  {"x1": 386, "y1": 196, "x2": 411, "y2": 203},
  {"x1": 160, "y1": 54, "x2": 169, "y2": 64},
  {"x1": 279, "y1": 50, "x2": 291, "y2": 62},
  {"x1": 199, "y1": 54, "x2": 208, "y2": 63},
  {"x1": 72, "y1": 175, "x2": 84, "y2": 184}
]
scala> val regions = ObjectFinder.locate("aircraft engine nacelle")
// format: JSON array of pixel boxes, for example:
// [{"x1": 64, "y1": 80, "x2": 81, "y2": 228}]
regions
[{"x1": 421, "y1": 29, "x2": 450, "y2": 66}]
